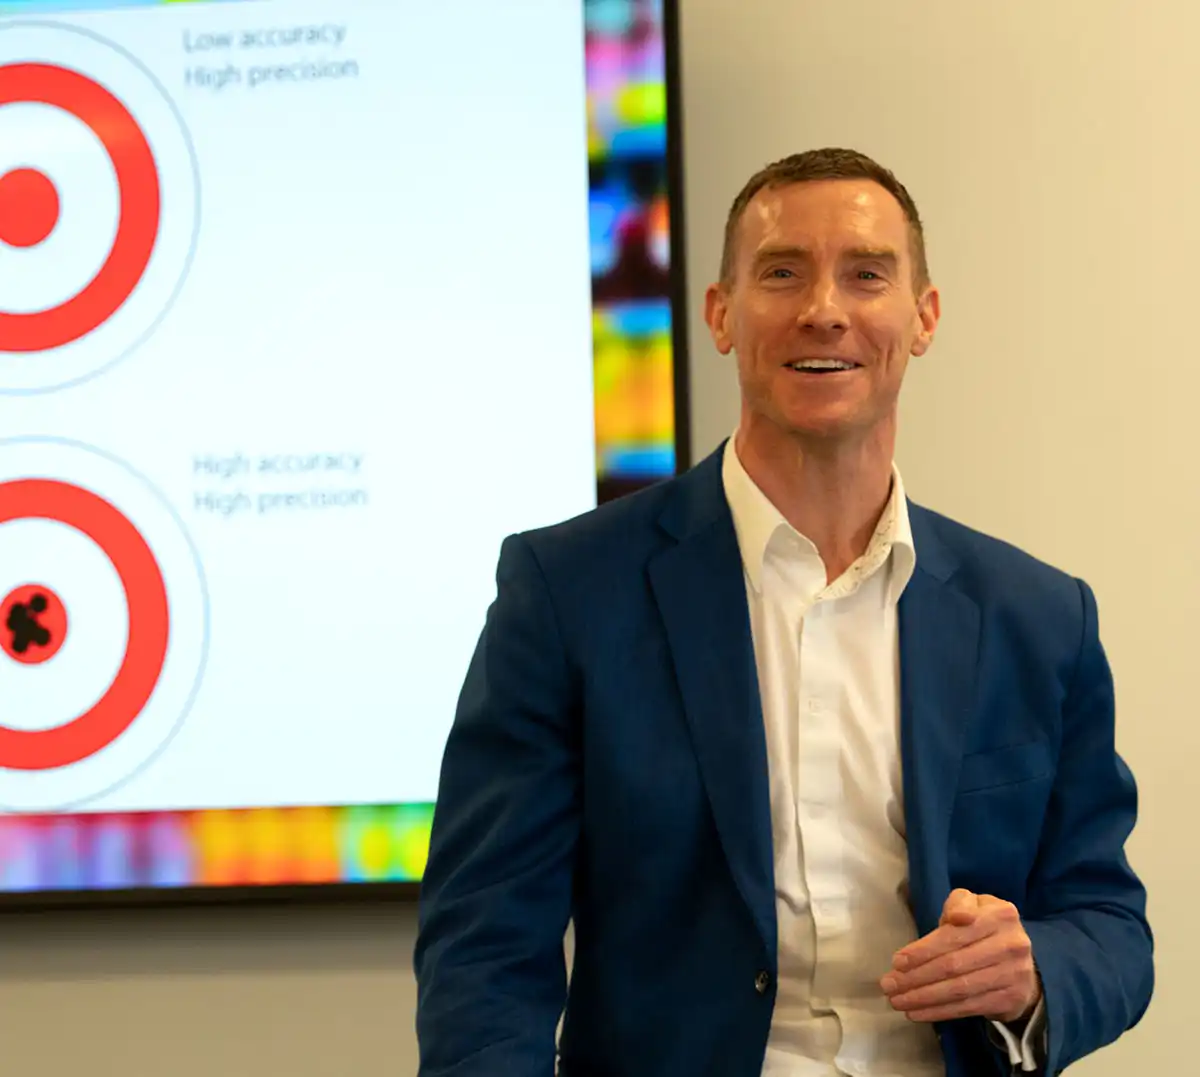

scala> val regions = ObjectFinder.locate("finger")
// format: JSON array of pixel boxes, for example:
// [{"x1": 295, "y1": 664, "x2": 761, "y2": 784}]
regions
[
  {"x1": 939, "y1": 888, "x2": 980, "y2": 927},
  {"x1": 887, "y1": 963, "x2": 1015, "y2": 1014},
  {"x1": 895, "y1": 897, "x2": 1021, "y2": 972},
  {"x1": 902, "y1": 986, "x2": 1023, "y2": 1024},
  {"x1": 881, "y1": 933, "x2": 1011, "y2": 995},
  {"x1": 893, "y1": 919, "x2": 993, "y2": 972}
]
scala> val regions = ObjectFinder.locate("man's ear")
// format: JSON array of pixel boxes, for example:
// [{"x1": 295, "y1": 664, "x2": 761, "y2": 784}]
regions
[
  {"x1": 910, "y1": 284, "x2": 941, "y2": 357},
  {"x1": 705, "y1": 281, "x2": 734, "y2": 355}
]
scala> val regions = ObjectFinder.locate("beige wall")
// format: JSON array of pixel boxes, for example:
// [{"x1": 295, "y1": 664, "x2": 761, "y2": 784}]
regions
[
  {"x1": 2, "y1": 2, "x2": 1191, "y2": 1072},
  {"x1": 681, "y1": 1, "x2": 1195, "y2": 1073}
]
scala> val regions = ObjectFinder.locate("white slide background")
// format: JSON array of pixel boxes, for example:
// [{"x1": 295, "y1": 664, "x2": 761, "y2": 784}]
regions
[{"x1": 0, "y1": 0, "x2": 596, "y2": 812}]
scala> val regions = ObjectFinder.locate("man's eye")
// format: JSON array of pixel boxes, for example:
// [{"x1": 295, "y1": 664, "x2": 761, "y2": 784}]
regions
[
  {"x1": 858, "y1": 270, "x2": 880, "y2": 281},
  {"x1": 768, "y1": 268, "x2": 794, "y2": 279}
]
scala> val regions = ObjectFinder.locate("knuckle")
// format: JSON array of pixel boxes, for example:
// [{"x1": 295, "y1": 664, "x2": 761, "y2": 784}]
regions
[{"x1": 1006, "y1": 934, "x2": 1032, "y2": 959}]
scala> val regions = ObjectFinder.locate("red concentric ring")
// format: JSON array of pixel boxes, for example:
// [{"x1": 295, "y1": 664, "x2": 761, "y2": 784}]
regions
[
  {"x1": 0, "y1": 62, "x2": 161, "y2": 352},
  {"x1": 0, "y1": 478, "x2": 169, "y2": 769}
]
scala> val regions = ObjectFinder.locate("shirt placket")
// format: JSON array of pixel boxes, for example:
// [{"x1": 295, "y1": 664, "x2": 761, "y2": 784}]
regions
[{"x1": 794, "y1": 595, "x2": 851, "y2": 1020}]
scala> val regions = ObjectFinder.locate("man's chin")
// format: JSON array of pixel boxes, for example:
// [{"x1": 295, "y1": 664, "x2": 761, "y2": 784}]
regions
[
  {"x1": 740, "y1": 405, "x2": 891, "y2": 454},
  {"x1": 779, "y1": 410, "x2": 867, "y2": 444}
]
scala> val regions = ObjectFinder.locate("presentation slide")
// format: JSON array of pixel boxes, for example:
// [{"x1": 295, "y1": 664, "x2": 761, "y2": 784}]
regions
[{"x1": 0, "y1": 0, "x2": 597, "y2": 830}]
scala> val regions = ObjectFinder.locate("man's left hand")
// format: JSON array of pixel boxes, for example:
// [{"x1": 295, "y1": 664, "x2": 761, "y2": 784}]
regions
[{"x1": 880, "y1": 889, "x2": 1041, "y2": 1024}]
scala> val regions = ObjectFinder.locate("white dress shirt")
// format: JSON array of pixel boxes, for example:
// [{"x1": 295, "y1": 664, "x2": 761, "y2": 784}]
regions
[{"x1": 720, "y1": 437, "x2": 1043, "y2": 1076}]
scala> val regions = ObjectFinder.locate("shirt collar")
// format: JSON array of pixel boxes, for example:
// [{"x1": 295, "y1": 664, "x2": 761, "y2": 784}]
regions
[{"x1": 721, "y1": 434, "x2": 916, "y2": 604}]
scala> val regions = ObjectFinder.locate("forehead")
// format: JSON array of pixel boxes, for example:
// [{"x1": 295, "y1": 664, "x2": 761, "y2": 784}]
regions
[{"x1": 739, "y1": 179, "x2": 911, "y2": 258}]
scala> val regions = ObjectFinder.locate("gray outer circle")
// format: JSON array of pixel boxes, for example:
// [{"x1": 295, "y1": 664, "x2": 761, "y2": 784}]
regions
[
  {"x1": 0, "y1": 19, "x2": 202, "y2": 396},
  {"x1": 0, "y1": 435, "x2": 211, "y2": 811}
]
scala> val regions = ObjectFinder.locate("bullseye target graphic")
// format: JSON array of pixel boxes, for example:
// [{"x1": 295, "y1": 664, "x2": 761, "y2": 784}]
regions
[
  {"x1": 0, "y1": 438, "x2": 209, "y2": 811},
  {"x1": 0, "y1": 21, "x2": 200, "y2": 395},
  {"x1": 2, "y1": 582, "x2": 69, "y2": 664}
]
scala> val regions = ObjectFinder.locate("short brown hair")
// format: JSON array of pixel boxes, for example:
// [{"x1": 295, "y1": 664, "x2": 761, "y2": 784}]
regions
[{"x1": 718, "y1": 147, "x2": 930, "y2": 290}]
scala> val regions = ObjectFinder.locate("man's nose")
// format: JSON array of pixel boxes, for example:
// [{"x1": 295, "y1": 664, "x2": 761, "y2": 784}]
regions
[{"x1": 798, "y1": 278, "x2": 849, "y2": 334}]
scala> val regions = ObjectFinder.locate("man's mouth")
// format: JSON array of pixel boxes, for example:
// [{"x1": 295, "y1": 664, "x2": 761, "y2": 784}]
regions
[{"x1": 785, "y1": 359, "x2": 861, "y2": 374}]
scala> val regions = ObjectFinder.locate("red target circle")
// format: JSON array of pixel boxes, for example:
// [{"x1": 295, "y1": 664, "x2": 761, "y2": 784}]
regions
[
  {"x1": 0, "y1": 62, "x2": 161, "y2": 352},
  {"x1": 0, "y1": 167, "x2": 61, "y2": 248},
  {"x1": 1, "y1": 583, "x2": 68, "y2": 664},
  {"x1": 0, "y1": 478, "x2": 169, "y2": 770}
]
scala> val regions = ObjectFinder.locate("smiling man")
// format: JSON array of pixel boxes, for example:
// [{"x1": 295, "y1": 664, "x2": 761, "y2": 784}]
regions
[{"x1": 414, "y1": 149, "x2": 1154, "y2": 1077}]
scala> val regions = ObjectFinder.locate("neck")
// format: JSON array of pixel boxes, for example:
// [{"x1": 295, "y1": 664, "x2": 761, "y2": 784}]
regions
[{"x1": 734, "y1": 416, "x2": 897, "y2": 582}]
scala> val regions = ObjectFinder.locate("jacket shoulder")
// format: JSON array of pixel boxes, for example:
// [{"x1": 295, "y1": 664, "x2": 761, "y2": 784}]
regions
[
  {"x1": 515, "y1": 475, "x2": 681, "y2": 572},
  {"x1": 911, "y1": 502, "x2": 1090, "y2": 623}
]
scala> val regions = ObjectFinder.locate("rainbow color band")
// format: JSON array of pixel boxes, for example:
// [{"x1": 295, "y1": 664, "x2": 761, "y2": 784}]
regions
[{"x1": 0, "y1": 803, "x2": 435, "y2": 890}]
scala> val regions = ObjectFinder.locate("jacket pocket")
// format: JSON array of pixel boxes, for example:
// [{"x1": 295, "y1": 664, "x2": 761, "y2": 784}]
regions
[{"x1": 957, "y1": 739, "x2": 1053, "y2": 794}]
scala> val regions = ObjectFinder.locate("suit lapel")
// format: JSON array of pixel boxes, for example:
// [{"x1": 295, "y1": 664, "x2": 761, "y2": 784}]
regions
[
  {"x1": 898, "y1": 506, "x2": 981, "y2": 935},
  {"x1": 647, "y1": 452, "x2": 776, "y2": 959},
  {"x1": 642, "y1": 469, "x2": 982, "y2": 953}
]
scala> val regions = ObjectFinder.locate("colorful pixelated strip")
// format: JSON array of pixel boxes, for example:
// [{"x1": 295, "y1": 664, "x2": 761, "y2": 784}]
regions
[
  {"x1": 0, "y1": 802, "x2": 434, "y2": 891},
  {"x1": 593, "y1": 300, "x2": 675, "y2": 477}
]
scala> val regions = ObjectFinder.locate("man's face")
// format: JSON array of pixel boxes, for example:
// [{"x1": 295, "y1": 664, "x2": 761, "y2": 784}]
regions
[{"x1": 705, "y1": 179, "x2": 940, "y2": 448}]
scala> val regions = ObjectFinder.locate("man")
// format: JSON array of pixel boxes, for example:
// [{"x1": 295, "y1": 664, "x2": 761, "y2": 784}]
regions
[{"x1": 413, "y1": 148, "x2": 1153, "y2": 1076}]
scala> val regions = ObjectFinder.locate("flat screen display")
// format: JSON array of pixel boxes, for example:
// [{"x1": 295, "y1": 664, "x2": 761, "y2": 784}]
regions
[{"x1": 0, "y1": 0, "x2": 687, "y2": 898}]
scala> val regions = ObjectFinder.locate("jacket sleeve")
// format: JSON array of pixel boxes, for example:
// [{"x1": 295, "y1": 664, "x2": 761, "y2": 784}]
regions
[
  {"x1": 1023, "y1": 578, "x2": 1154, "y2": 1073},
  {"x1": 413, "y1": 533, "x2": 581, "y2": 1077}
]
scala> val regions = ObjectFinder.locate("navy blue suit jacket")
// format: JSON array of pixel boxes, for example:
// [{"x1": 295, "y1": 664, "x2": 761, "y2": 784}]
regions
[{"x1": 414, "y1": 444, "x2": 1153, "y2": 1076}]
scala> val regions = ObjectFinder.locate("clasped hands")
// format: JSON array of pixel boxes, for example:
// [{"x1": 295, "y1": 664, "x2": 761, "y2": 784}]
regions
[{"x1": 880, "y1": 889, "x2": 1041, "y2": 1025}]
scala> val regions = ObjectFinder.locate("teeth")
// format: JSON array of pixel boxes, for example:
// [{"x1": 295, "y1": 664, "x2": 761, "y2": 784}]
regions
[{"x1": 790, "y1": 360, "x2": 855, "y2": 370}]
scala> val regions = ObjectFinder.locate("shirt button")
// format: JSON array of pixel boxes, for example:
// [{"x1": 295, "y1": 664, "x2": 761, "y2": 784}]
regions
[{"x1": 754, "y1": 970, "x2": 772, "y2": 994}]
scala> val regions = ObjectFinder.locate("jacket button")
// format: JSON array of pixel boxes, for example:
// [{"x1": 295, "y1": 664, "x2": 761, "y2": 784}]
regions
[{"x1": 755, "y1": 970, "x2": 771, "y2": 994}]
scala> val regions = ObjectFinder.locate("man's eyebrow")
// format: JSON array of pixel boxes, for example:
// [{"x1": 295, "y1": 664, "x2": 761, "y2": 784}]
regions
[
  {"x1": 845, "y1": 246, "x2": 900, "y2": 264},
  {"x1": 750, "y1": 245, "x2": 901, "y2": 264},
  {"x1": 751, "y1": 244, "x2": 811, "y2": 263}
]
